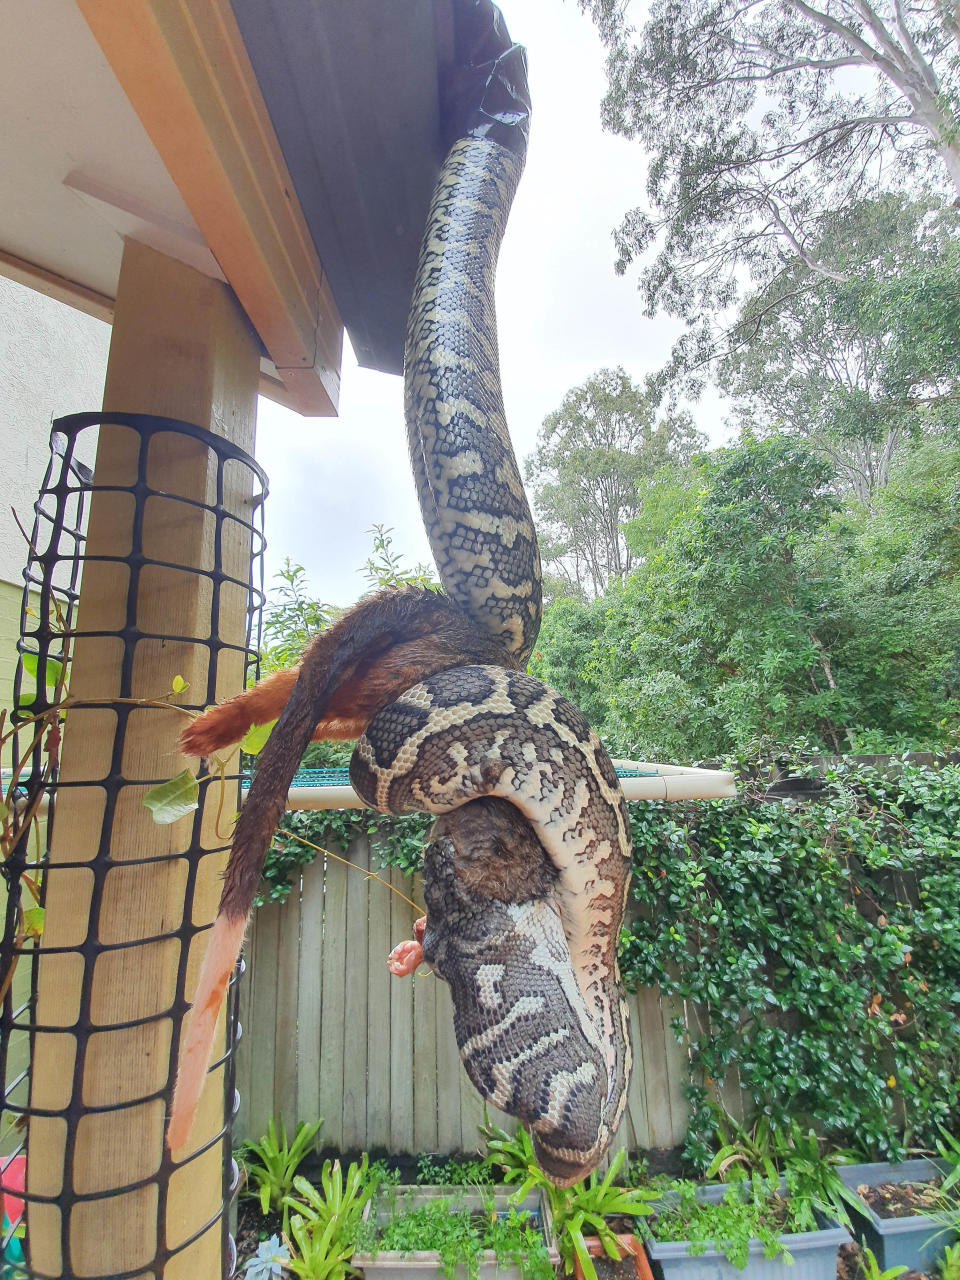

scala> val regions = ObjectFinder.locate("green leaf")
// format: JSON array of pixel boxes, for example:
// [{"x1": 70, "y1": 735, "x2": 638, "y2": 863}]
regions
[
  {"x1": 23, "y1": 907, "x2": 44, "y2": 939},
  {"x1": 143, "y1": 770, "x2": 200, "y2": 824},
  {"x1": 22, "y1": 652, "x2": 64, "y2": 688},
  {"x1": 171, "y1": 674, "x2": 189, "y2": 694},
  {"x1": 241, "y1": 720, "x2": 276, "y2": 756}
]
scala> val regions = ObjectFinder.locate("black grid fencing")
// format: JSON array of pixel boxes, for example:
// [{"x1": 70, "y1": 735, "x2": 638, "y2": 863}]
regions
[{"x1": 1, "y1": 413, "x2": 267, "y2": 1278}]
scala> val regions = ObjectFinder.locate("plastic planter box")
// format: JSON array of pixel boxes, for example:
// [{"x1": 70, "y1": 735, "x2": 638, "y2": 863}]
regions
[
  {"x1": 837, "y1": 1159, "x2": 955, "y2": 1273},
  {"x1": 352, "y1": 1184, "x2": 558, "y2": 1280},
  {"x1": 645, "y1": 1184, "x2": 849, "y2": 1280}
]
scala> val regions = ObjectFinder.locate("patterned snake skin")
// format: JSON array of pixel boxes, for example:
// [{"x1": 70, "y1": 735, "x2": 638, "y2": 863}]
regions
[{"x1": 353, "y1": 132, "x2": 634, "y2": 1181}]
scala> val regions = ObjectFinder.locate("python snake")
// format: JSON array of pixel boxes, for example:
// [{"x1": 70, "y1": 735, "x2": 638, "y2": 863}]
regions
[
  {"x1": 169, "y1": 19, "x2": 633, "y2": 1183},
  {"x1": 351, "y1": 119, "x2": 634, "y2": 1181}
]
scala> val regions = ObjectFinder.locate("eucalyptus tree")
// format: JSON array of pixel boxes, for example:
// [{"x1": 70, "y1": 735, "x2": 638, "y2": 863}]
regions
[
  {"x1": 718, "y1": 196, "x2": 960, "y2": 500},
  {"x1": 580, "y1": 0, "x2": 960, "y2": 385},
  {"x1": 524, "y1": 366, "x2": 706, "y2": 598}
]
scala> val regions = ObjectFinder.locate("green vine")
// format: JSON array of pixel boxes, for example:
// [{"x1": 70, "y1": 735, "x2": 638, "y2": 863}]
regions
[{"x1": 623, "y1": 756, "x2": 960, "y2": 1167}]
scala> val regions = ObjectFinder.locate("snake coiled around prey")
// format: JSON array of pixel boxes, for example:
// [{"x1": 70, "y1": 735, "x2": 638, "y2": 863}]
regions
[
  {"x1": 168, "y1": 12, "x2": 632, "y2": 1185},
  {"x1": 349, "y1": 87, "x2": 634, "y2": 1180}
]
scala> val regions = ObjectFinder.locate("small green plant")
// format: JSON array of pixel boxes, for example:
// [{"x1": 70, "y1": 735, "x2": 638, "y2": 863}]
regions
[
  {"x1": 857, "y1": 1246, "x2": 908, "y2": 1280},
  {"x1": 281, "y1": 1155, "x2": 376, "y2": 1280},
  {"x1": 237, "y1": 1116, "x2": 323, "y2": 1228},
  {"x1": 242, "y1": 1234, "x2": 290, "y2": 1278},
  {"x1": 936, "y1": 1129, "x2": 960, "y2": 1194},
  {"x1": 358, "y1": 1191, "x2": 552, "y2": 1280},
  {"x1": 647, "y1": 1176, "x2": 796, "y2": 1270},
  {"x1": 705, "y1": 1110, "x2": 783, "y2": 1184},
  {"x1": 937, "y1": 1241, "x2": 960, "y2": 1280},
  {"x1": 416, "y1": 1152, "x2": 493, "y2": 1186},
  {"x1": 706, "y1": 1112, "x2": 859, "y2": 1229},
  {"x1": 478, "y1": 1115, "x2": 540, "y2": 1186},
  {"x1": 547, "y1": 1149, "x2": 658, "y2": 1280}
]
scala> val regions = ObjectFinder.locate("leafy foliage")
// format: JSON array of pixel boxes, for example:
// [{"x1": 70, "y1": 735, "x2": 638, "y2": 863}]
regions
[
  {"x1": 238, "y1": 1116, "x2": 324, "y2": 1229},
  {"x1": 358, "y1": 1191, "x2": 553, "y2": 1280},
  {"x1": 360, "y1": 524, "x2": 438, "y2": 593},
  {"x1": 414, "y1": 1153, "x2": 493, "y2": 1186},
  {"x1": 579, "y1": 0, "x2": 960, "y2": 391},
  {"x1": 524, "y1": 367, "x2": 706, "y2": 598},
  {"x1": 646, "y1": 1177, "x2": 797, "y2": 1269},
  {"x1": 622, "y1": 757, "x2": 960, "y2": 1166},
  {"x1": 533, "y1": 432, "x2": 960, "y2": 760},
  {"x1": 261, "y1": 560, "x2": 335, "y2": 673},
  {"x1": 718, "y1": 198, "x2": 960, "y2": 501}
]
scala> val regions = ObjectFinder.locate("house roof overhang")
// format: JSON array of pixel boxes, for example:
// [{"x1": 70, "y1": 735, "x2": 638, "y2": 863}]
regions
[{"x1": 0, "y1": 0, "x2": 457, "y2": 416}]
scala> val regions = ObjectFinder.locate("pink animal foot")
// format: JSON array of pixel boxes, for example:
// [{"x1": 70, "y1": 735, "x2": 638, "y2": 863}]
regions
[{"x1": 387, "y1": 916, "x2": 427, "y2": 976}]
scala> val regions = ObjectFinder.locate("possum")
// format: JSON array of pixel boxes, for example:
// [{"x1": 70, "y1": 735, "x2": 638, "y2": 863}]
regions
[{"x1": 167, "y1": 585, "x2": 518, "y2": 1150}]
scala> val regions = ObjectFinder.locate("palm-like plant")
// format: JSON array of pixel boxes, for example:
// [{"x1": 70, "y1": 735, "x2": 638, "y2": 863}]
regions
[
  {"x1": 238, "y1": 1116, "x2": 323, "y2": 1230},
  {"x1": 281, "y1": 1155, "x2": 375, "y2": 1280}
]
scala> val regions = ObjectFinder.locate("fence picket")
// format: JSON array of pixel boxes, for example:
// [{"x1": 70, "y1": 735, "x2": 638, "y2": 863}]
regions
[
  {"x1": 341, "y1": 838, "x2": 370, "y2": 1149},
  {"x1": 366, "y1": 846, "x2": 394, "y2": 1146},
  {"x1": 273, "y1": 879, "x2": 301, "y2": 1124},
  {"x1": 317, "y1": 846, "x2": 348, "y2": 1149},
  {"x1": 389, "y1": 866, "x2": 416, "y2": 1152},
  {"x1": 297, "y1": 856, "x2": 325, "y2": 1128}
]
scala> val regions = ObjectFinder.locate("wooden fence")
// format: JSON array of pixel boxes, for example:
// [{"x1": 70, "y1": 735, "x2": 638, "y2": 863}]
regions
[{"x1": 234, "y1": 836, "x2": 691, "y2": 1156}]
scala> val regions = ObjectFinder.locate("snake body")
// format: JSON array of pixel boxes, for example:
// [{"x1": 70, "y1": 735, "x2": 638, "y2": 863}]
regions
[
  {"x1": 351, "y1": 105, "x2": 634, "y2": 1181},
  {"x1": 169, "y1": 16, "x2": 634, "y2": 1179}
]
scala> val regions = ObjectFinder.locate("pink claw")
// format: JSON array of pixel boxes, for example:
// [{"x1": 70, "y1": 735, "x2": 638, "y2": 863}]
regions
[
  {"x1": 387, "y1": 939, "x2": 423, "y2": 976},
  {"x1": 387, "y1": 916, "x2": 427, "y2": 976}
]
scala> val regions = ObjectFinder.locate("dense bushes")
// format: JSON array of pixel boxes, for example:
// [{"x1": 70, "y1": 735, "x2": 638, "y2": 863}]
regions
[
  {"x1": 261, "y1": 758, "x2": 960, "y2": 1162},
  {"x1": 623, "y1": 757, "x2": 960, "y2": 1165}
]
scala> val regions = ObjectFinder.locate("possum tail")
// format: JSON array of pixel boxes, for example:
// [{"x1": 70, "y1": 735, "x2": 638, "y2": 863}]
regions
[{"x1": 166, "y1": 590, "x2": 421, "y2": 1150}]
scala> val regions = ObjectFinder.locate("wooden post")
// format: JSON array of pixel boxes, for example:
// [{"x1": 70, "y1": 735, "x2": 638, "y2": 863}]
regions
[{"x1": 28, "y1": 240, "x2": 259, "y2": 1279}]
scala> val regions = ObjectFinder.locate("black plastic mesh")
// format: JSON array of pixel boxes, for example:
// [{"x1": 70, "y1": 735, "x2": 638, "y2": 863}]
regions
[{"x1": 1, "y1": 413, "x2": 267, "y2": 1278}]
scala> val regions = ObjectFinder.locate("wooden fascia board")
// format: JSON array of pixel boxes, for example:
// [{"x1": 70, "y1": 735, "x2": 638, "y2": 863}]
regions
[{"x1": 76, "y1": 0, "x2": 342, "y2": 417}]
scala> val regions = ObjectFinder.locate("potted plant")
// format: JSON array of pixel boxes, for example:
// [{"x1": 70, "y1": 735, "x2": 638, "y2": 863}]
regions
[
  {"x1": 837, "y1": 1131, "x2": 959, "y2": 1274},
  {"x1": 642, "y1": 1174, "x2": 850, "y2": 1280},
  {"x1": 351, "y1": 1182, "x2": 554, "y2": 1280},
  {"x1": 551, "y1": 1150, "x2": 658, "y2": 1280},
  {"x1": 479, "y1": 1117, "x2": 656, "y2": 1280}
]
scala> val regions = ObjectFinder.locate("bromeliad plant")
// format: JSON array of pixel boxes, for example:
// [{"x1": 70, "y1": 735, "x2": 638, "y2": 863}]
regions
[
  {"x1": 705, "y1": 1110, "x2": 861, "y2": 1230},
  {"x1": 547, "y1": 1150, "x2": 658, "y2": 1280},
  {"x1": 480, "y1": 1119, "x2": 657, "y2": 1280},
  {"x1": 281, "y1": 1155, "x2": 376, "y2": 1280},
  {"x1": 238, "y1": 1116, "x2": 324, "y2": 1229}
]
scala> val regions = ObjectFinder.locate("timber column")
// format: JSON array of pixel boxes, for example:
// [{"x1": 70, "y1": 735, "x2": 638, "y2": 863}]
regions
[{"x1": 29, "y1": 240, "x2": 260, "y2": 1279}]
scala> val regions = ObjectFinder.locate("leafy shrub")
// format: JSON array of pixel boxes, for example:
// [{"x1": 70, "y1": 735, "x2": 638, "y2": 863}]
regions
[{"x1": 622, "y1": 758, "x2": 960, "y2": 1165}]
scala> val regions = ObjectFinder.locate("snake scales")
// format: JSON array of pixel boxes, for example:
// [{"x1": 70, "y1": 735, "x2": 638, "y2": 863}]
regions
[
  {"x1": 169, "y1": 17, "x2": 632, "y2": 1184},
  {"x1": 350, "y1": 121, "x2": 633, "y2": 1180}
]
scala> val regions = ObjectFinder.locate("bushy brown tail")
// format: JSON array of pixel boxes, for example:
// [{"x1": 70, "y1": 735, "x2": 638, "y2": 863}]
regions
[
  {"x1": 167, "y1": 588, "x2": 473, "y2": 1150},
  {"x1": 180, "y1": 668, "x2": 300, "y2": 757}
]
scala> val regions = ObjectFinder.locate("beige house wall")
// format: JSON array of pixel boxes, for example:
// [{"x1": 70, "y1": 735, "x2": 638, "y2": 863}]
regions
[
  {"x1": 0, "y1": 276, "x2": 109, "y2": 706},
  {"x1": 0, "y1": 276, "x2": 110, "y2": 593}
]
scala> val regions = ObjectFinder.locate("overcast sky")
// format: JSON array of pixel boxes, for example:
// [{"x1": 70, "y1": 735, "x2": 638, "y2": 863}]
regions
[{"x1": 254, "y1": 0, "x2": 727, "y2": 610}]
